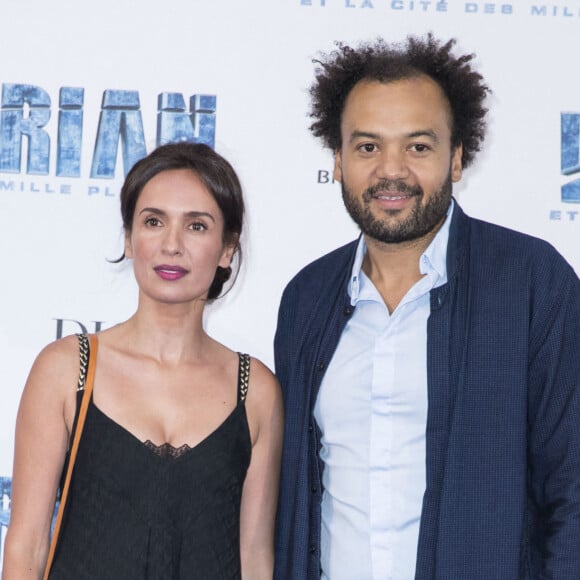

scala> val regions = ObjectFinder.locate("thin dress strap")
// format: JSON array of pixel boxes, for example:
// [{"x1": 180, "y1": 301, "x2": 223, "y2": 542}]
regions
[
  {"x1": 237, "y1": 353, "x2": 250, "y2": 404},
  {"x1": 76, "y1": 333, "x2": 90, "y2": 392},
  {"x1": 68, "y1": 333, "x2": 90, "y2": 441}
]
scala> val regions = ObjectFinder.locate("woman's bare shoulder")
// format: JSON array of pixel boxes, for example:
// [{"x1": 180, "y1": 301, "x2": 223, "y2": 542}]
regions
[
  {"x1": 33, "y1": 333, "x2": 80, "y2": 367},
  {"x1": 26, "y1": 334, "x2": 83, "y2": 395},
  {"x1": 247, "y1": 356, "x2": 277, "y2": 386},
  {"x1": 246, "y1": 356, "x2": 282, "y2": 410}
]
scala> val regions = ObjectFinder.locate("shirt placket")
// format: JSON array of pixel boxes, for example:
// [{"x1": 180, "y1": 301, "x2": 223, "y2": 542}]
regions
[{"x1": 370, "y1": 312, "x2": 395, "y2": 579}]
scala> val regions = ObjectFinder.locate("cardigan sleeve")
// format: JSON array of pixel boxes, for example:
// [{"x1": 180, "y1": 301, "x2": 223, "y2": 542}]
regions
[
  {"x1": 526, "y1": 261, "x2": 580, "y2": 578},
  {"x1": 273, "y1": 280, "x2": 311, "y2": 580}
]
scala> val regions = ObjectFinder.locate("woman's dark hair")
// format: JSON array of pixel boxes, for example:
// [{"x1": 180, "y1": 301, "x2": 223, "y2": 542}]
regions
[
  {"x1": 117, "y1": 141, "x2": 245, "y2": 301},
  {"x1": 309, "y1": 33, "x2": 490, "y2": 168}
]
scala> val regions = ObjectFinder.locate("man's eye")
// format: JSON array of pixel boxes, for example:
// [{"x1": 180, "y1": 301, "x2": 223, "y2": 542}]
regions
[
  {"x1": 144, "y1": 216, "x2": 161, "y2": 226},
  {"x1": 190, "y1": 222, "x2": 207, "y2": 231},
  {"x1": 410, "y1": 144, "x2": 430, "y2": 153},
  {"x1": 359, "y1": 143, "x2": 376, "y2": 153}
]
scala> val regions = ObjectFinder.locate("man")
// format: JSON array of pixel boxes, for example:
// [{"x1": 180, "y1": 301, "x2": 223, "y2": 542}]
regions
[{"x1": 274, "y1": 34, "x2": 580, "y2": 579}]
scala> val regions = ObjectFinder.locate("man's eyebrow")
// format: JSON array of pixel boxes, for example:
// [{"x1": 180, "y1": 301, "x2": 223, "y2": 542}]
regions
[
  {"x1": 407, "y1": 129, "x2": 439, "y2": 142},
  {"x1": 348, "y1": 129, "x2": 440, "y2": 144},
  {"x1": 348, "y1": 130, "x2": 381, "y2": 144}
]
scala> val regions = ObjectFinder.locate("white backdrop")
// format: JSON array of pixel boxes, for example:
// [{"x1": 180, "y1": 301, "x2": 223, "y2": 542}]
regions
[{"x1": 1, "y1": 0, "x2": 579, "y2": 563}]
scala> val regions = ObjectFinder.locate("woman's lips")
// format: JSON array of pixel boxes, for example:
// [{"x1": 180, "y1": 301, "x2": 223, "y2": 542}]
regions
[{"x1": 154, "y1": 265, "x2": 189, "y2": 281}]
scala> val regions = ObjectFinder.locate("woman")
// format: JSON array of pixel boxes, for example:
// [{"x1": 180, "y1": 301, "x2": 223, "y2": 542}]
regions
[{"x1": 3, "y1": 142, "x2": 283, "y2": 579}]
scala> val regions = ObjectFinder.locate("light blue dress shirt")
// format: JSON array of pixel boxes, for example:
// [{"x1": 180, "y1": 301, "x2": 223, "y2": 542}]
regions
[{"x1": 314, "y1": 204, "x2": 453, "y2": 580}]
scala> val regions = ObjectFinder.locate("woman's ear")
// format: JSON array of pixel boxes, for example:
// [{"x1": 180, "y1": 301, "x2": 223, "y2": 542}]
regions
[
  {"x1": 219, "y1": 237, "x2": 238, "y2": 269},
  {"x1": 124, "y1": 231, "x2": 133, "y2": 259}
]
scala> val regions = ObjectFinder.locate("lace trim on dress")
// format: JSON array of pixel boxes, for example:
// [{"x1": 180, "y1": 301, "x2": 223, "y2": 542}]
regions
[{"x1": 143, "y1": 440, "x2": 192, "y2": 459}]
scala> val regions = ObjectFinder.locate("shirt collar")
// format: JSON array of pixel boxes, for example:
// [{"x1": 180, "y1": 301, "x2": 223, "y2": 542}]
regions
[{"x1": 348, "y1": 199, "x2": 454, "y2": 304}]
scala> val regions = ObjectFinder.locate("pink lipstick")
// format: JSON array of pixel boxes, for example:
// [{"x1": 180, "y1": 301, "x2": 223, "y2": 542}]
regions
[{"x1": 154, "y1": 265, "x2": 189, "y2": 281}]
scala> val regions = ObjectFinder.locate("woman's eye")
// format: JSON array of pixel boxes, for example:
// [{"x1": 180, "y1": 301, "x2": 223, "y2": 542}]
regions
[
  {"x1": 190, "y1": 222, "x2": 207, "y2": 231},
  {"x1": 144, "y1": 216, "x2": 161, "y2": 226}
]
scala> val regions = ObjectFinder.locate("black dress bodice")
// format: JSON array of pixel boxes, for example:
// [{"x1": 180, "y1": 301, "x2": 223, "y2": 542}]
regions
[{"x1": 49, "y1": 354, "x2": 251, "y2": 580}]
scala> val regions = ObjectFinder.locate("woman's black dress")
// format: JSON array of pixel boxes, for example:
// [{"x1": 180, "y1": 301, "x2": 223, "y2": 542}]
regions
[{"x1": 49, "y1": 344, "x2": 251, "y2": 580}]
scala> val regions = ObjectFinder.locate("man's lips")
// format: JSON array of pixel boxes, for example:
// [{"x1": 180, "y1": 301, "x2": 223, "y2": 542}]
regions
[
  {"x1": 373, "y1": 192, "x2": 413, "y2": 200},
  {"x1": 370, "y1": 190, "x2": 416, "y2": 209}
]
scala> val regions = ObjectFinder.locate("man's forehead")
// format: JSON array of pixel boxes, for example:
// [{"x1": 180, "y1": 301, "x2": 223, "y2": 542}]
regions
[{"x1": 340, "y1": 76, "x2": 454, "y2": 134}]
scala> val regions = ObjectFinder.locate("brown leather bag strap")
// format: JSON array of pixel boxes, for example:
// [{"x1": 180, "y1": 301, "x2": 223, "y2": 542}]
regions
[{"x1": 43, "y1": 333, "x2": 98, "y2": 579}]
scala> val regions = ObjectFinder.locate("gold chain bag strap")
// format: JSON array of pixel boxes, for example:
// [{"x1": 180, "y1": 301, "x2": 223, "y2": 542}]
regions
[{"x1": 43, "y1": 333, "x2": 98, "y2": 579}]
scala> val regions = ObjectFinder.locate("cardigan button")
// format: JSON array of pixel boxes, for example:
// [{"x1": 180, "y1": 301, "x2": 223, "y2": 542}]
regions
[
  {"x1": 343, "y1": 306, "x2": 353, "y2": 316},
  {"x1": 317, "y1": 361, "x2": 325, "y2": 371},
  {"x1": 309, "y1": 544, "x2": 316, "y2": 553}
]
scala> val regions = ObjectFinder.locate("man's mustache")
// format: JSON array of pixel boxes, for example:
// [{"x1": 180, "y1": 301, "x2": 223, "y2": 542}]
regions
[{"x1": 363, "y1": 180, "x2": 423, "y2": 201}]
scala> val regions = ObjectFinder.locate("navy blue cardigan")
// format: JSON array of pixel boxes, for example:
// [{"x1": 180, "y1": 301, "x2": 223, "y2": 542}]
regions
[{"x1": 274, "y1": 202, "x2": 580, "y2": 579}]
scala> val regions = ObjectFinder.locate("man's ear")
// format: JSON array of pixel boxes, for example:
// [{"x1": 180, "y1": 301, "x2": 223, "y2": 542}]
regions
[
  {"x1": 451, "y1": 144, "x2": 463, "y2": 183},
  {"x1": 333, "y1": 150, "x2": 343, "y2": 183}
]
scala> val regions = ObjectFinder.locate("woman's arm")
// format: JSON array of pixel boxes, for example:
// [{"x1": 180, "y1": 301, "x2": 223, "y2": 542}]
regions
[
  {"x1": 2, "y1": 336, "x2": 79, "y2": 580},
  {"x1": 239, "y1": 358, "x2": 284, "y2": 580}
]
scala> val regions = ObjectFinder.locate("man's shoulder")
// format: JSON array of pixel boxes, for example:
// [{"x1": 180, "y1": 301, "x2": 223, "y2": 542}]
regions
[
  {"x1": 457, "y1": 212, "x2": 579, "y2": 300},
  {"x1": 275, "y1": 240, "x2": 357, "y2": 359},
  {"x1": 284, "y1": 239, "x2": 358, "y2": 293},
  {"x1": 470, "y1": 215, "x2": 550, "y2": 248},
  {"x1": 461, "y1": 211, "x2": 574, "y2": 271}
]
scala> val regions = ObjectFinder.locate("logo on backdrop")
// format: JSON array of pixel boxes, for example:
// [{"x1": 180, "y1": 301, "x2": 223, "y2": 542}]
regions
[
  {"x1": 0, "y1": 83, "x2": 216, "y2": 192},
  {"x1": 550, "y1": 113, "x2": 580, "y2": 222},
  {"x1": 0, "y1": 476, "x2": 11, "y2": 568},
  {"x1": 54, "y1": 318, "x2": 109, "y2": 340},
  {"x1": 299, "y1": 0, "x2": 580, "y2": 18},
  {"x1": 560, "y1": 113, "x2": 580, "y2": 203}
]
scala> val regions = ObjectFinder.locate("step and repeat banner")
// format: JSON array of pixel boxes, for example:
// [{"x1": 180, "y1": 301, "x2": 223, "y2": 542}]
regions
[{"x1": 1, "y1": 0, "x2": 579, "y2": 564}]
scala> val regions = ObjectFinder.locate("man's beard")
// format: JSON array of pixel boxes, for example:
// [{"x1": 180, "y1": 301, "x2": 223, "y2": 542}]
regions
[{"x1": 341, "y1": 172, "x2": 453, "y2": 244}]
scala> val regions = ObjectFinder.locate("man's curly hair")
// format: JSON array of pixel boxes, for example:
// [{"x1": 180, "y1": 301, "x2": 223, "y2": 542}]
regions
[{"x1": 309, "y1": 33, "x2": 490, "y2": 168}]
